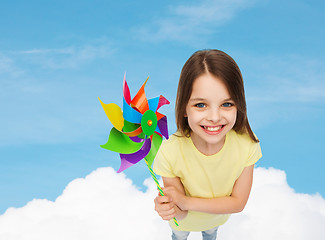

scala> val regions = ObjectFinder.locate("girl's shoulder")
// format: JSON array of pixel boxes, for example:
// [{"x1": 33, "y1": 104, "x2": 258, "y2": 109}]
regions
[
  {"x1": 227, "y1": 130, "x2": 262, "y2": 165},
  {"x1": 160, "y1": 132, "x2": 189, "y2": 152},
  {"x1": 228, "y1": 129, "x2": 259, "y2": 146}
]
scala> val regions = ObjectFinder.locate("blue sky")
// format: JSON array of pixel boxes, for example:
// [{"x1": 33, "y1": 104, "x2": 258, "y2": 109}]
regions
[{"x1": 0, "y1": 0, "x2": 324, "y2": 216}]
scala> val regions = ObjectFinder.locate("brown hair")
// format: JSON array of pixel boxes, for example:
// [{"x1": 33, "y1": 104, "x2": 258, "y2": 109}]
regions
[{"x1": 175, "y1": 49, "x2": 259, "y2": 143}]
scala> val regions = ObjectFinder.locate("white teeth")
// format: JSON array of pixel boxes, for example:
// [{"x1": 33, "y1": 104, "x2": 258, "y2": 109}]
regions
[{"x1": 204, "y1": 126, "x2": 222, "y2": 131}]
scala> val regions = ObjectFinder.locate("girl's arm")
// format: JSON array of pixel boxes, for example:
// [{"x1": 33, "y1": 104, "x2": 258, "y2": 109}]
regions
[
  {"x1": 163, "y1": 165, "x2": 255, "y2": 214},
  {"x1": 154, "y1": 176, "x2": 188, "y2": 221}
]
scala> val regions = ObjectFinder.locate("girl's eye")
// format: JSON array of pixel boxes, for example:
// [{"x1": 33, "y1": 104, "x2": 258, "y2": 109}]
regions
[
  {"x1": 222, "y1": 102, "x2": 234, "y2": 107},
  {"x1": 195, "y1": 103, "x2": 206, "y2": 108}
]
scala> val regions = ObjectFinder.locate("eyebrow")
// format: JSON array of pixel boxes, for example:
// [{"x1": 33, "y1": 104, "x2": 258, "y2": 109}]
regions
[
  {"x1": 189, "y1": 97, "x2": 234, "y2": 102},
  {"x1": 189, "y1": 98, "x2": 206, "y2": 102}
]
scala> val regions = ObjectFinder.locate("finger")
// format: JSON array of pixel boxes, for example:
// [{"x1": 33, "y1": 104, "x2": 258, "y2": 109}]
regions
[
  {"x1": 155, "y1": 201, "x2": 174, "y2": 212},
  {"x1": 161, "y1": 211, "x2": 177, "y2": 221},
  {"x1": 162, "y1": 187, "x2": 173, "y2": 195},
  {"x1": 155, "y1": 195, "x2": 171, "y2": 204},
  {"x1": 158, "y1": 207, "x2": 176, "y2": 220},
  {"x1": 155, "y1": 202, "x2": 176, "y2": 215},
  {"x1": 160, "y1": 202, "x2": 175, "y2": 211}
]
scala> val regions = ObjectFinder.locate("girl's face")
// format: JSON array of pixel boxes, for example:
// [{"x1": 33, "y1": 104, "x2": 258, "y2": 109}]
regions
[{"x1": 185, "y1": 73, "x2": 237, "y2": 155}]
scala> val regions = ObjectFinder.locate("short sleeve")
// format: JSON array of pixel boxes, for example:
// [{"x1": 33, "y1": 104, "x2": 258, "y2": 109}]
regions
[
  {"x1": 245, "y1": 142, "x2": 262, "y2": 167},
  {"x1": 153, "y1": 143, "x2": 176, "y2": 178}
]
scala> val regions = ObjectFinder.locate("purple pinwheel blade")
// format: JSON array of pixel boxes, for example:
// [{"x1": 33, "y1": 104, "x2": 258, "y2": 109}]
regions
[
  {"x1": 129, "y1": 136, "x2": 145, "y2": 142},
  {"x1": 116, "y1": 160, "x2": 134, "y2": 173},
  {"x1": 157, "y1": 116, "x2": 169, "y2": 139},
  {"x1": 117, "y1": 138, "x2": 151, "y2": 173}
]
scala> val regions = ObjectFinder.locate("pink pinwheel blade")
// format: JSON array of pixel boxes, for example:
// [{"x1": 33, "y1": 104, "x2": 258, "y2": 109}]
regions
[
  {"x1": 123, "y1": 74, "x2": 131, "y2": 105},
  {"x1": 157, "y1": 95, "x2": 170, "y2": 110},
  {"x1": 117, "y1": 138, "x2": 151, "y2": 173}
]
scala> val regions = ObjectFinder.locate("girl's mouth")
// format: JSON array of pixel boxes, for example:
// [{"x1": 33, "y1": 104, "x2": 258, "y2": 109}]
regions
[{"x1": 201, "y1": 125, "x2": 225, "y2": 134}]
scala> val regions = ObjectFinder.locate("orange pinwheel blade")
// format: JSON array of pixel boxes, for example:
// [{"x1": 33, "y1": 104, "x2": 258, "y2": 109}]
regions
[
  {"x1": 156, "y1": 112, "x2": 165, "y2": 121},
  {"x1": 130, "y1": 77, "x2": 149, "y2": 114},
  {"x1": 123, "y1": 126, "x2": 143, "y2": 137}
]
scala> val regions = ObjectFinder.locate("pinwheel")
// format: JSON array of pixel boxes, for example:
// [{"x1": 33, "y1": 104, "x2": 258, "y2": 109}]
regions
[{"x1": 98, "y1": 74, "x2": 179, "y2": 226}]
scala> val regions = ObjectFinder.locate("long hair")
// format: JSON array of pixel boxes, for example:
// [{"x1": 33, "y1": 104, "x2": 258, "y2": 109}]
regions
[{"x1": 175, "y1": 49, "x2": 259, "y2": 142}]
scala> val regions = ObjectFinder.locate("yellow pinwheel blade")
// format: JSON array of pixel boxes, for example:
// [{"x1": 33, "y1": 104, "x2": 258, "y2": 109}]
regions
[{"x1": 98, "y1": 97, "x2": 124, "y2": 131}]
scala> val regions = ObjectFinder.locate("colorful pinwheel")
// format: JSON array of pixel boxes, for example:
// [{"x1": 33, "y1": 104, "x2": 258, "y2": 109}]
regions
[
  {"x1": 98, "y1": 74, "x2": 169, "y2": 172},
  {"x1": 99, "y1": 74, "x2": 179, "y2": 226}
]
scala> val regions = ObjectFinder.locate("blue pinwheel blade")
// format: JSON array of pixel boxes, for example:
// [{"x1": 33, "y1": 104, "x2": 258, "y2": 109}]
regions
[
  {"x1": 123, "y1": 98, "x2": 142, "y2": 123},
  {"x1": 148, "y1": 97, "x2": 160, "y2": 112}
]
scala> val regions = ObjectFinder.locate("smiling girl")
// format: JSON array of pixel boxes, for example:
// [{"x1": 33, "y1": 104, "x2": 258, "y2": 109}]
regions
[{"x1": 153, "y1": 50, "x2": 262, "y2": 240}]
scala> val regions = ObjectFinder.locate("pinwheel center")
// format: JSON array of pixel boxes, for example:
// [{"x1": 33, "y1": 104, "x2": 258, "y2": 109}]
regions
[{"x1": 141, "y1": 110, "x2": 158, "y2": 137}]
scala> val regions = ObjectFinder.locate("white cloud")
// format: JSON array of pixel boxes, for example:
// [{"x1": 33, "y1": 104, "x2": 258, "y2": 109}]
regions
[
  {"x1": 135, "y1": 0, "x2": 258, "y2": 43},
  {"x1": 0, "y1": 167, "x2": 324, "y2": 240},
  {"x1": 220, "y1": 168, "x2": 325, "y2": 240},
  {"x1": 0, "y1": 167, "x2": 170, "y2": 240}
]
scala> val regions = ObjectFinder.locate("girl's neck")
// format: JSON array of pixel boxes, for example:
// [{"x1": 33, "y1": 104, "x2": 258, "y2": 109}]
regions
[{"x1": 190, "y1": 134, "x2": 226, "y2": 156}]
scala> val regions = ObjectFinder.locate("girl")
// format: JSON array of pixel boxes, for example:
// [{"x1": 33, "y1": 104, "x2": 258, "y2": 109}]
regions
[{"x1": 153, "y1": 49, "x2": 262, "y2": 240}]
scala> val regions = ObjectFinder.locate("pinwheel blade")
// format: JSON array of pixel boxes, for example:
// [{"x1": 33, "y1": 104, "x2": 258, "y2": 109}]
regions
[
  {"x1": 145, "y1": 133, "x2": 162, "y2": 167},
  {"x1": 123, "y1": 126, "x2": 143, "y2": 137},
  {"x1": 123, "y1": 120, "x2": 140, "y2": 132},
  {"x1": 157, "y1": 95, "x2": 170, "y2": 110},
  {"x1": 123, "y1": 73, "x2": 131, "y2": 105},
  {"x1": 123, "y1": 98, "x2": 142, "y2": 124},
  {"x1": 156, "y1": 112, "x2": 165, "y2": 121},
  {"x1": 157, "y1": 116, "x2": 169, "y2": 139},
  {"x1": 130, "y1": 77, "x2": 149, "y2": 114},
  {"x1": 123, "y1": 120, "x2": 145, "y2": 138},
  {"x1": 100, "y1": 128, "x2": 143, "y2": 154},
  {"x1": 98, "y1": 98, "x2": 124, "y2": 131},
  {"x1": 129, "y1": 136, "x2": 145, "y2": 142},
  {"x1": 148, "y1": 97, "x2": 160, "y2": 112},
  {"x1": 118, "y1": 138, "x2": 151, "y2": 172}
]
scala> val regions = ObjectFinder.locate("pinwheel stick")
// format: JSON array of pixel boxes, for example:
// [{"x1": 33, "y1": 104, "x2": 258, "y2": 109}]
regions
[{"x1": 144, "y1": 159, "x2": 179, "y2": 226}]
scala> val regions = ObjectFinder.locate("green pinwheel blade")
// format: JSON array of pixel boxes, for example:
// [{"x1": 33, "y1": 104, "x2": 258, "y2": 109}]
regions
[
  {"x1": 123, "y1": 120, "x2": 146, "y2": 139},
  {"x1": 101, "y1": 127, "x2": 143, "y2": 154},
  {"x1": 145, "y1": 133, "x2": 162, "y2": 167},
  {"x1": 123, "y1": 120, "x2": 139, "y2": 132}
]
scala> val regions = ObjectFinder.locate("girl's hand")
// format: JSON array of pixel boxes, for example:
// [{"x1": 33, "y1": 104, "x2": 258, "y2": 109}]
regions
[
  {"x1": 154, "y1": 194, "x2": 177, "y2": 221},
  {"x1": 162, "y1": 186, "x2": 188, "y2": 211}
]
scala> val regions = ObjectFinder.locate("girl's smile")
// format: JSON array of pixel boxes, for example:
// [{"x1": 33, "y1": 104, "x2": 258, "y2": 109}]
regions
[
  {"x1": 185, "y1": 73, "x2": 237, "y2": 155},
  {"x1": 201, "y1": 125, "x2": 225, "y2": 134}
]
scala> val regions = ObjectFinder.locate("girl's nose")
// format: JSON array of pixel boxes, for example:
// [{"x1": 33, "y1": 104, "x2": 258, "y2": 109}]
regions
[{"x1": 207, "y1": 108, "x2": 220, "y2": 122}]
